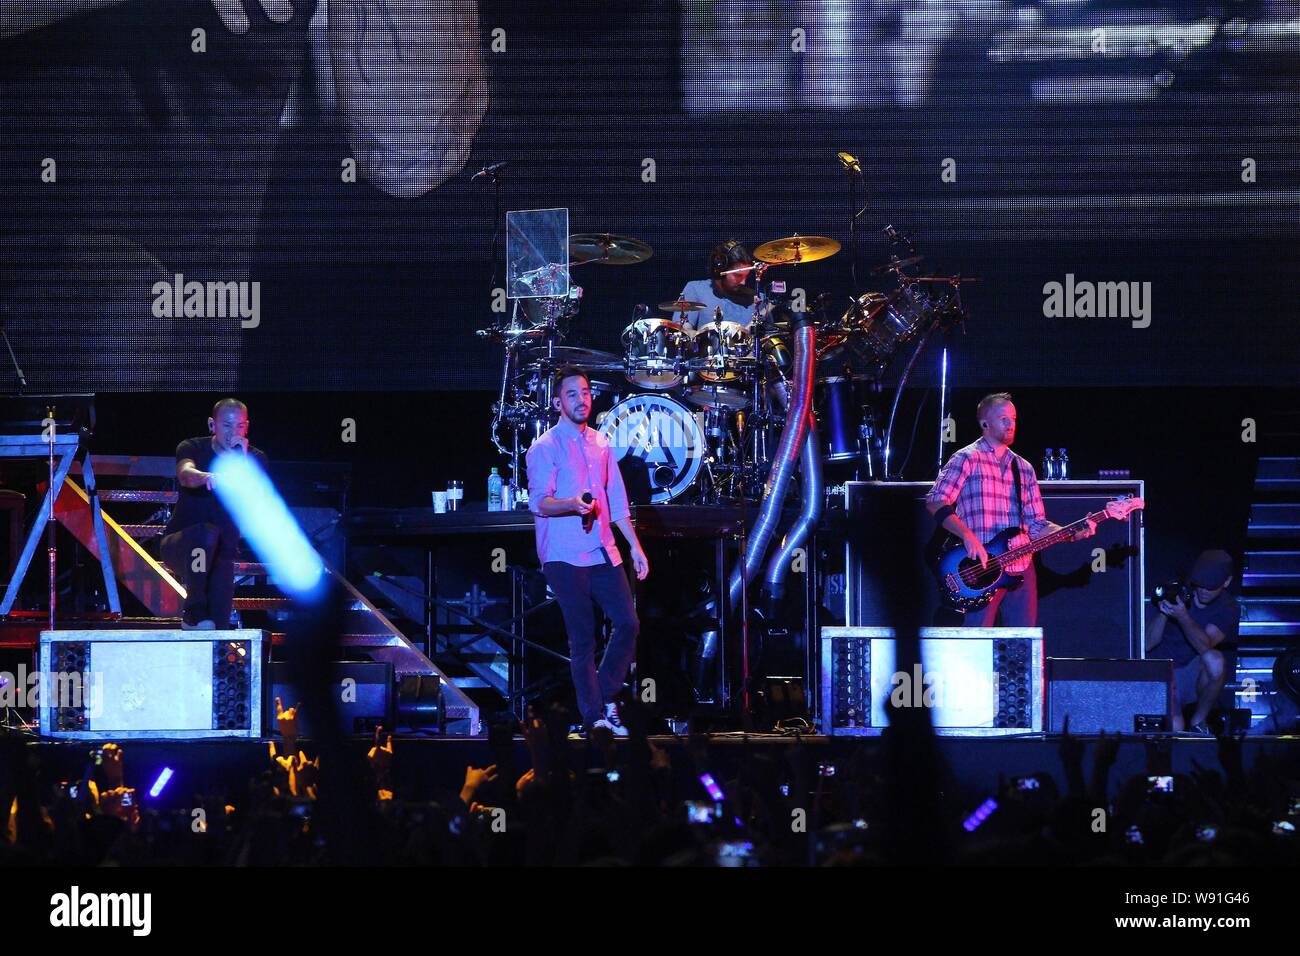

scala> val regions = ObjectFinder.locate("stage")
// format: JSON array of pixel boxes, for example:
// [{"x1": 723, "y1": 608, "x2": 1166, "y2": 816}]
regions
[{"x1": 2, "y1": 0, "x2": 1300, "y2": 891}]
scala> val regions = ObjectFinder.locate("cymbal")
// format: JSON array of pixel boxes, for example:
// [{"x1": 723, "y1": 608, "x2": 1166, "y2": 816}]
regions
[
  {"x1": 907, "y1": 275, "x2": 982, "y2": 283},
  {"x1": 569, "y1": 233, "x2": 654, "y2": 266},
  {"x1": 752, "y1": 235, "x2": 841, "y2": 265},
  {"x1": 521, "y1": 344, "x2": 623, "y2": 367},
  {"x1": 870, "y1": 255, "x2": 924, "y2": 275},
  {"x1": 477, "y1": 324, "x2": 548, "y2": 341},
  {"x1": 659, "y1": 299, "x2": 706, "y2": 312}
]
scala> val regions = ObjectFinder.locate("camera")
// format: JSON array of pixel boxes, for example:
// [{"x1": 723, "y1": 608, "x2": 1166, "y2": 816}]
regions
[
  {"x1": 1146, "y1": 775, "x2": 1174, "y2": 794},
  {"x1": 1152, "y1": 580, "x2": 1189, "y2": 607},
  {"x1": 685, "y1": 801, "x2": 720, "y2": 825}
]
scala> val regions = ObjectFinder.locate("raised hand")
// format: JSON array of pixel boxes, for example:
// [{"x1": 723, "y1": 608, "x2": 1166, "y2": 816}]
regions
[
  {"x1": 274, "y1": 697, "x2": 302, "y2": 751},
  {"x1": 368, "y1": 728, "x2": 394, "y2": 787},
  {"x1": 209, "y1": 0, "x2": 294, "y2": 35},
  {"x1": 460, "y1": 764, "x2": 498, "y2": 806},
  {"x1": 99, "y1": 743, "x2": 125, "y2": 790}
]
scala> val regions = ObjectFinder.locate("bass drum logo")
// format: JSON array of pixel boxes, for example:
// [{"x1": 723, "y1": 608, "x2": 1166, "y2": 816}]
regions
[{"x1": 597, "y1": 394, "x2": 703, "y2": 503}]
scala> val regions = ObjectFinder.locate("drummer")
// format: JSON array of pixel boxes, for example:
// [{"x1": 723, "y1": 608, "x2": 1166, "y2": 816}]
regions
[{"x1": 676, "y1": 240, "x2": 759, "y2": 330}]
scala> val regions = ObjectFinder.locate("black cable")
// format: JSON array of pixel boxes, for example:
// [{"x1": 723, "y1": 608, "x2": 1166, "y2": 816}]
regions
[{"x1": 896, "y1": 388, "x2": 932, "y2": 478}]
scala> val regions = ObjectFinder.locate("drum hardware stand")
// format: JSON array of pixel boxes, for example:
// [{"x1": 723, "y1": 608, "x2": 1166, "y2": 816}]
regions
[
  {"x1": 741, "y1": 263, "x2": 780, "y2": 501},
  {"x1": 840, "y1": 152, "x2": 868, "y2": 295},
  {"x1": 881, "y1": 281, "x2": 968, "y2": 479},
  {"x1": 882, "y1": 316, "x2": 939, "y2": 481},
  {"x1": 736, "y1": 470, "x2": 753, "y2": 728},
  {"x1": 936, "y1": 345, "x2": 949, "y2": 476},
  {"x1": 857, "y1": 407, "x2": 878, "y2": 479}
]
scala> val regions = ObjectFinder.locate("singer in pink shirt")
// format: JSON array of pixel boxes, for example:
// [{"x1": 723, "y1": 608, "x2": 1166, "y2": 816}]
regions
[{"x1": 527, "y1": 367, "x2": 648, "y2": 736}]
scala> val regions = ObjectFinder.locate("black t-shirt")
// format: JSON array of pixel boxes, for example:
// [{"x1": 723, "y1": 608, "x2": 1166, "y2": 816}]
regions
[
  {"x1": 1155, "y1": 591, "x2": 1240, "y2": 667},
  {"x1": 165, "y1": 436, "x2": 269, "y2": 534}
]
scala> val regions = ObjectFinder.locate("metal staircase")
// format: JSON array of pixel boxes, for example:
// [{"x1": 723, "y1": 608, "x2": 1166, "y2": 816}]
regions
[{"x1": 1236, "y1": 425, "x2": 1300, "y2": 729}]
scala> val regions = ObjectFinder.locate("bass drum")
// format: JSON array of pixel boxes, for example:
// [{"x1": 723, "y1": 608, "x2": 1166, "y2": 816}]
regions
[
  {"x1": 816, "y1": 375, "x2": 878, "y2": 463},
  {"x1": 596, "y1": 393, "x2": 704, "y2": 503}
]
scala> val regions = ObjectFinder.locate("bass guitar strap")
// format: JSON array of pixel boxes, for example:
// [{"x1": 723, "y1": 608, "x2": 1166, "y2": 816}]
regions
[{"x1": 1011, "y1": 454, "x2": 1024, "y2": 530}]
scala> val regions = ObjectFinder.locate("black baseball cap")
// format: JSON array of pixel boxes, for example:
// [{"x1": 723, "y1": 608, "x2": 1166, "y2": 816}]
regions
[{"x1": 1189, "y1": 550, "x2": 1233, "y2": 588}]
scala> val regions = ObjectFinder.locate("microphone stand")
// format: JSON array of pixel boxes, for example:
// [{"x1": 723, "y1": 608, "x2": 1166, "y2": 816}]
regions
[
  {"x1": 845, "y1": 163, "x2": 868, "y2": 297},
  {"x1": 0, "y1": 310, "x2": 27, "y2": 392},
  {"x1": 487, "y1": 168, "x2": 505, "y2": 299},
  {"x1": 46, "y1": 404, "x2": 56, "y2": 632},
  {"x1": 481, "y1": 165, "x2": 519, "y2": 502}
]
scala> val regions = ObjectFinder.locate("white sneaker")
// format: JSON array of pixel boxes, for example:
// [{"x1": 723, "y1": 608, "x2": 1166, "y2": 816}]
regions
[{"x1": 603, "y1": 702, "x2": 629, "y2": 738}]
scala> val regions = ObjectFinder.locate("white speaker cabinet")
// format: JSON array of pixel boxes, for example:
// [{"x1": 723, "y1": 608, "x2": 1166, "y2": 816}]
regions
[
  {"x1": 820, "y1": 626, "x2": 1043, "y2": 736},
  {"x1": 38, "y1": 629, "x2": 266, "y2": 740}
]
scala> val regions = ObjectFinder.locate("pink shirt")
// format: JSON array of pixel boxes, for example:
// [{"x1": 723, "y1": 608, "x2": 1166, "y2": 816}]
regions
[{"x1": 526, "y1": 422, "x2": 632, "y2": 567}]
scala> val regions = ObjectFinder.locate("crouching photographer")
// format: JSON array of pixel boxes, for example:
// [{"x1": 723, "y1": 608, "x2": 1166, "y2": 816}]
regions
[{"x1": 1145, "y1": 550, "x2": 1240, "y2": 734}]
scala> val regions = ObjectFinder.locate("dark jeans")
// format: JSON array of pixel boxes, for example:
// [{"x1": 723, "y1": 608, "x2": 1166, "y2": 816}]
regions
[
  {"x1": 964, "y1": 561, "x2": 1037, "y2": 627},
  {"x1": 161, "y1": 522, "x2": 238, "y2": 627},
  {"x1": 544, "y1": 556, "x2": 639, "y2": 727}
]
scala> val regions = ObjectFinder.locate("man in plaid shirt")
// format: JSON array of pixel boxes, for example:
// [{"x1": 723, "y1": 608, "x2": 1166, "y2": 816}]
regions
[{"x1": 926, "y1": 393, "x2": 1094, "y2": 626}]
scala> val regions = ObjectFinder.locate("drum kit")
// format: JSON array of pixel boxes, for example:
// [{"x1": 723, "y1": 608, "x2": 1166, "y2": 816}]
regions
[{"x1": 482, "y1": 227, "x2": 971, "y2": 504}]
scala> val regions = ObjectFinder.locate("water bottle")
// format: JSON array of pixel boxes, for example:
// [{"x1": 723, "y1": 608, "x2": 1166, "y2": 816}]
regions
[
  {"x1": 1058, "y1": 448, "x2": 1070, "y2": 481},
  {"x1": 487, "y1": 467, "x2": 503, "y2": 512},
  {"x1": 1042, "y1": 449, "x2": 1056, "y2": 481}
]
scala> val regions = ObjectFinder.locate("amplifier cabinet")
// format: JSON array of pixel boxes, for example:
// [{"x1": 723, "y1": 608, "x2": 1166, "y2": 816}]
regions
[
  {"x1": 820, "y1": 626, "x2": 1043, "y2": 736},
  {"x1": 843, "y1": 481, "x2": 1145, "y2": 659},
  {"x1": 1047, "y1": 657, "x2": 1173, "y2": 733},
  {"x1": 268, "y1": 661, "x2": 395, "y2": 738}
]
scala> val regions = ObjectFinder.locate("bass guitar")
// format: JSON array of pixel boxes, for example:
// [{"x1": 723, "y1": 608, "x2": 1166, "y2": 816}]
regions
[{"x1": 935, "y1": 496, "x2": 1144, "y2": 611}]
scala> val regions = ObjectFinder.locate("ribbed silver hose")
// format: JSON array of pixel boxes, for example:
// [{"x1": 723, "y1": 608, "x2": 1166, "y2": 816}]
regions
[
  {"x1": 727, "y1": 321, "x2": 816, "y2": 608},
  {"x1": 762, "y1": 423, "x2": 823, "y2": 598}
]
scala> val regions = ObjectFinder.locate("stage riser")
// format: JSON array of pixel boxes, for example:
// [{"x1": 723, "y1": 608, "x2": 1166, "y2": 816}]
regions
[{"x1": 38, "y1": 629, "x2": 265, "y2": 741}]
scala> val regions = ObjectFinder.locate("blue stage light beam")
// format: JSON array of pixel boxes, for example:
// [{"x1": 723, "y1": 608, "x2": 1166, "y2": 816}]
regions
[{"x1": 211, "y1": 453, "x2": 325, "y2": 600}]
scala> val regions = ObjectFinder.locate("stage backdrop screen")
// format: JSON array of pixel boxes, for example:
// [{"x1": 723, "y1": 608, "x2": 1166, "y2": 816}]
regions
[{"x1": 2, "y1": 0, "x2": 1297, "y2": 391}]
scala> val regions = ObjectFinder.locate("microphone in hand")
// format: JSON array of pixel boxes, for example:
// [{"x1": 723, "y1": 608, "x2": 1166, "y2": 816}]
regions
[{"x1": 580, "y1": 491, "x2": 595, "y2": 533}]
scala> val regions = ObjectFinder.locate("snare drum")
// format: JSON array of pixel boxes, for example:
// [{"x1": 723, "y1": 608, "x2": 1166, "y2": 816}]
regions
[
  {"x1": 690, "y1": 320, "x2": 752, "y2": 384},
  {"x1": 623, "y1": 318, "x2": 689, "y2": 390}
]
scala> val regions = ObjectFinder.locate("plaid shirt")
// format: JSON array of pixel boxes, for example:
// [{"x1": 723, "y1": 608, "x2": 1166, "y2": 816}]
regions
[{"x1": 927, "y1": 438, "x2": 1052, "y2": 573}]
